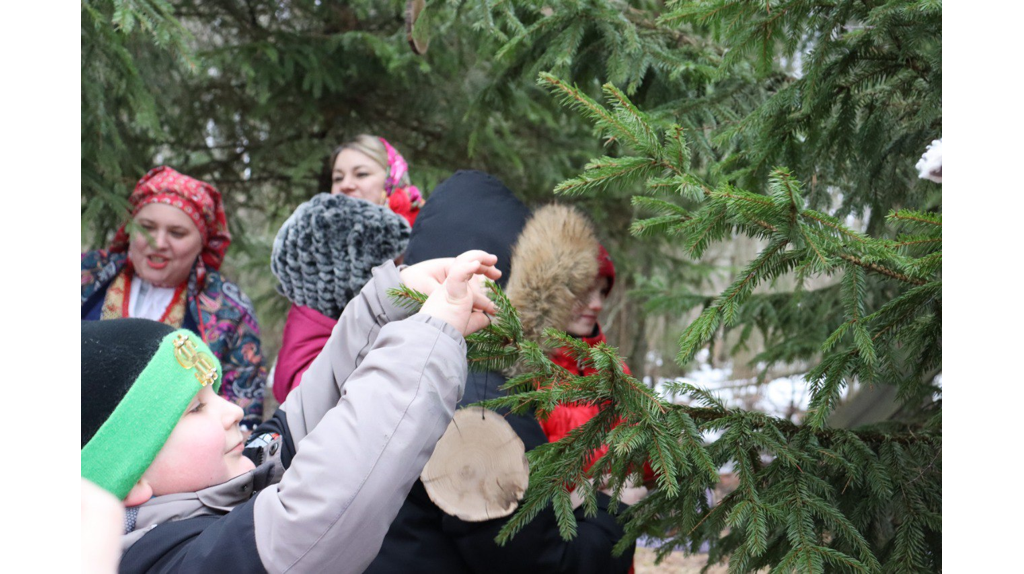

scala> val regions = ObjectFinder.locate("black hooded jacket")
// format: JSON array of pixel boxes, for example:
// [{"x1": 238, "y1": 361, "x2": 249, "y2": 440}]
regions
[
  {"x1": 365, "y1": 171, "x2": 634, "y2": 574},
  {"x1": 404, "y1": 170, "x2": 529, "y2": 288}
]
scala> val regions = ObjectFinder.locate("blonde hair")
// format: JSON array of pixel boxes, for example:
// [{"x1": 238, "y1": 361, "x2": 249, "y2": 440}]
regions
[{"x1": 328, "y1": 134, "x2": 411, "y2": 187}]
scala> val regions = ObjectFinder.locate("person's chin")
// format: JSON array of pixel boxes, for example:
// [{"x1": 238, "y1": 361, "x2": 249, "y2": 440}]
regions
[
  {"x1": 135, "y1": 269, "x2": 158, "y2": 283},
  {"x1": 233, "y1": 457, "x2": 256, "y2": 475},
  {"x1": 567, "y1": 322, "x2": 595, "y2": 338},
  {"x1": 138, "y1": 271, "x2": 172, "y2": 287}
]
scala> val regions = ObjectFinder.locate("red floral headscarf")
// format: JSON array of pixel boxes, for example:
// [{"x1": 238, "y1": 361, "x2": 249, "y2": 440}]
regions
[{"x1": 109, "y1": 166, "x2": 232, "y2": 286}]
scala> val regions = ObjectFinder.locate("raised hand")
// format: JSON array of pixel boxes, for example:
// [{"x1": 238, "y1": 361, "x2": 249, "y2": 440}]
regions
[{"x1": 414, "y1": 251, "x2": 501, "y2": 336}]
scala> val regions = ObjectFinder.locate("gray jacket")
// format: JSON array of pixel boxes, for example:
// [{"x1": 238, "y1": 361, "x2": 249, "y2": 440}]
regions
[{"x1": 120, "y1": 262, "x2": 467, "y2": 573}]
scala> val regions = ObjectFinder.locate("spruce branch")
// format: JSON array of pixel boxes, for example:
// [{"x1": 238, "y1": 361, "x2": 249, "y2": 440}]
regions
[
  {"x1": 603, "y1": 82, "x2": 660, "y2": 155},
  {"x1": 518, "y1": 2, "x2": 942, "y2": 569},
  {"x1": 837, "y1": 254, "x2": 927, "y2": 286},
  {"x1": 537, "y1": 72, "x2": 640, "y2": 150},
  {"x1": 386, "y1": 283, "x2": 428, "y2": 309},
  {"x1": 888, "y1": 208, "x2": 942, "y2": 228},
  {"x1": 554, "y1": 156, "x2": 667, "y2": 196},
  {"x1": 663, "y1": 124, "x2": 690, "y2": 174},
  {"x1": 709, "y1": 188, "x2": 780, "y2": 233},
  {"x1": 886, "y1": 236, "x2": 942, "y2": 249},
  {"x1": 769, "y1": 167, "x2": 805, "y2": 224},
  {"x1": 387, "y1": 280, "x2": 521, "y2": 371},
  {"x1": 799, "y1": 225, "x2": 833, "y2": 269},
  {"x1": 681, "y1": 205, "x2": 732, "y2": 256},
  {"x1": 799, "y1": 211, "x2": 868, "y2": 244},
  {"x1": 865, "y1": 280, "x2": 941, "y2": 343}
]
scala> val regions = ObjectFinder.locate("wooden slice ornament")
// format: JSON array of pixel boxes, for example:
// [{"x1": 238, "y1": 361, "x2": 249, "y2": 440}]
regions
[
  {"x1": 421, "y1": 406, "x2": 529, "y2": 522},
  {"x1": 405, "y1": 0, "x2": 430, "y2": 55}
]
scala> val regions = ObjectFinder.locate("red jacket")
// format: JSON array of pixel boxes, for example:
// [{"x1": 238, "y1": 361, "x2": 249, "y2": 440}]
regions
[
  {"x1": 540, "y1": 325, "x2": 654, "y2": 484},
  {"x1": 539, "y1": 327, "x2": 624, "y2": 451}
]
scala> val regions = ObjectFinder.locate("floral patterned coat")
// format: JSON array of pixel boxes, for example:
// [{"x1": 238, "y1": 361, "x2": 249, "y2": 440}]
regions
[{"x1": 81, "y1": 250, "x2": 266, "y2": 429}]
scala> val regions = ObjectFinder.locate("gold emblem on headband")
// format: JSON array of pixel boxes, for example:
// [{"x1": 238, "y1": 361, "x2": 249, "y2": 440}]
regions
[{"x1": 173, "y1": 333, "x2": 219, "y2": 387}]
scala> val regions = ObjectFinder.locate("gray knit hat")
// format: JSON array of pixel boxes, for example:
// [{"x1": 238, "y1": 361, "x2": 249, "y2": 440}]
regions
[{"x1": 271, "y1": 193, "x2": 410, "y2": 318}]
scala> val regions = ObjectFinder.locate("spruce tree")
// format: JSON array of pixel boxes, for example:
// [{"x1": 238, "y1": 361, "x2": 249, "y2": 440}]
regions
[
  {"x1": 439, "y1": 1, "x2": 941, "y2": 572},
  {"x1": 83, "y1": 2, "x2": 941, "y2": 569}
]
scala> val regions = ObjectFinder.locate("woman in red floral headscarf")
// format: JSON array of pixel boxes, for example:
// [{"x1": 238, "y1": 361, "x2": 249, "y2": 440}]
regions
[
  {"x1": 326, "y1": 134, "x2": 424, "y2": 226},
  {"x1": 81, "y1": 166, "x2": 266, "y2": 431}
]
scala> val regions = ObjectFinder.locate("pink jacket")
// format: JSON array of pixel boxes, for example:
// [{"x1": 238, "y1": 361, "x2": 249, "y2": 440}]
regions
[{"x1": 273, "y1": 304, "x2": 338, "y2": 403}]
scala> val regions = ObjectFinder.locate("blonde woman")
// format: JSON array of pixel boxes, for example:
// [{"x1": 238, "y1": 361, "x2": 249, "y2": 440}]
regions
[{"x1": 328, "y1": 134, "x2": 424, "y2": 226}]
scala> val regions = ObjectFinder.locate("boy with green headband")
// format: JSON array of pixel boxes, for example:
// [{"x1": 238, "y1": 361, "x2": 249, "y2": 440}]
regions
[{"x1": 82, "y1": 251, "x2": 501, "y2": 574}]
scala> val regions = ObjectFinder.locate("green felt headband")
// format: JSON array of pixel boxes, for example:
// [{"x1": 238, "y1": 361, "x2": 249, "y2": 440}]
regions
[{"x1": 81, "y1": 329, "x2": 222, "y2": 500}]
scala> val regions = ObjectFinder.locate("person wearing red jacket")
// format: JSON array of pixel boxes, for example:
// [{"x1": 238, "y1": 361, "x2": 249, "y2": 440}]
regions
[
  {"x1": 506, "y1": 206, "x2": 654, "y2": 574},
  {"x1": 540, "y1": 244, "x2": 623, "y2": 449},
  {"x1": 507, "y1": 210, "x2": 654, "y2": 488}
]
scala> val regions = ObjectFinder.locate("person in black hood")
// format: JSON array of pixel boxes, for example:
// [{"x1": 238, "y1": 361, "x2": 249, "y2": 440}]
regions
[
  {"x1": 366, "y1": 170, "x2": 635, "y2": 574},
  {"x1": 405, "y1": 170, "x2": 529, "y2": 288}
]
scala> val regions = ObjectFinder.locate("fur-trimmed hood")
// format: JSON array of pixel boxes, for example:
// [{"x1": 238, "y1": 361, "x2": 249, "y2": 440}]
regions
[
  {"x1": 505, "y1": 204, "x2": 600, "y2": 348},
  {"x1": 402, "y1": 173, "x2": 601, "y2": 348}
]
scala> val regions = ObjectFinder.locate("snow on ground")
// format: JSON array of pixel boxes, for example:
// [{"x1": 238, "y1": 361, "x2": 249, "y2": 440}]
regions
[
  {"x1": 646, "y1": 348, "x2": 813, "y2": 423},
  {"x1": 634, "y1": 350, "x2": 822, "y2": 557}
]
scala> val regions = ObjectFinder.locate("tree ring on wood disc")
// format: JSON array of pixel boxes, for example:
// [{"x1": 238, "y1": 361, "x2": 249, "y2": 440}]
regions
[{"x1": 421, "y1": 406, "x2": 529, "y2": 522}]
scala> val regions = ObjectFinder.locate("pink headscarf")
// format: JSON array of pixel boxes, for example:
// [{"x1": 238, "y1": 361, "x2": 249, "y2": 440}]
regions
[
  {"x1": 108, "y1": 166, "x2": 232, "y2": 286},
  {"x1": 379, "y1": 137, "x2": 424, "y2": 206}
]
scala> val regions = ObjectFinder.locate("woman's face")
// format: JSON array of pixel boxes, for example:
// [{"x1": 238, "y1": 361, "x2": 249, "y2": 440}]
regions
[
  {"x1": 128, "y1": 203, "x2": 204, "y2": 287},
  {"x1": 331, "y1": 148, "x2": 388, "y2": 205},
  {"x1": 565, "y1": 277, "x2": 611, "y2": 337}
]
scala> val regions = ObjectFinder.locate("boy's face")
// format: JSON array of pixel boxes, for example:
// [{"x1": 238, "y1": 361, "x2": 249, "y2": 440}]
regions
[{"x1": 141, "y1": 385, "x2": 255, "y2": 496}]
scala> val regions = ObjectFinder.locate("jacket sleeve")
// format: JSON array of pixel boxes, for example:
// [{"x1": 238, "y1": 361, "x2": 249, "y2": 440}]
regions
[
  {"x1": 277, "y1": 261, "x2": 413, "y2": 440},
  {"x1": 252, "y1": 298, "x2": 468, "y2": 573},
  {"x1": 440, "y1": 412, "x2": 635, "y2": 574}
]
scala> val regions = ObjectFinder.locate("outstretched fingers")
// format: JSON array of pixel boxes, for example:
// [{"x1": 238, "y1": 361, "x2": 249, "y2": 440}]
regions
[
  {"x1": 448, "y1": 252, "x2": 499, "y2": 314},
  {"x1": 464, "y1": 310, "x2": 493, "y2": 335},
  {"x1": 451, "y1": 250, "x2": 501, "y2": 282},
  {"x1": 467, "y1": 276, "x2": 497, "y2": 315},
  {"x1": 416, "y1": 250, "x2": 501, "y2": 336},
  {"x1": 443, "y1": 259, "x2": 482, "y2": 303}
]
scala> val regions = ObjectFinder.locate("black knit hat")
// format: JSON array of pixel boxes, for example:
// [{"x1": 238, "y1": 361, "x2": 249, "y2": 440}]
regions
[
  {"x1": 81, "y1": 319, "x2": 222, "y2": 499},
  {"x1": 405, "y1": 170, "x2": 530, "y2": 287},
  {"x1": 271, "y1": 193, "x2": 411, "y2": 318}
]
